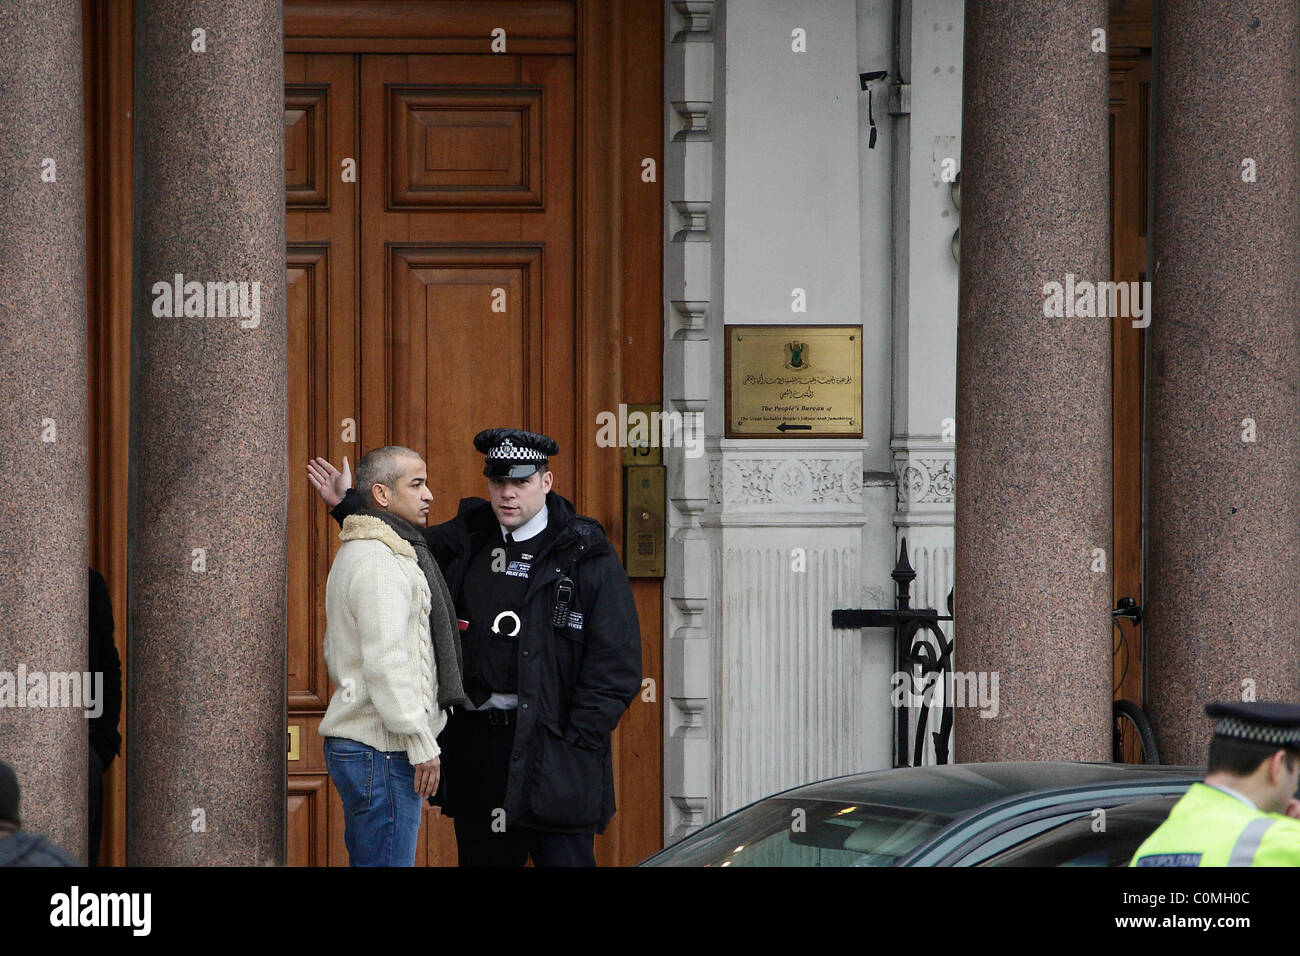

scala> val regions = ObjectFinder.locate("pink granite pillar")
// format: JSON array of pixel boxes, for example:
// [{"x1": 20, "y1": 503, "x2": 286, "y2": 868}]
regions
[
  {"x1": 1145, "y1": 1, "x2": 1300, "y2": 764},
  {"x1": 128, "y1": 0, "x2": 287, "y2": 864},
  {"x1": 0, "y1": 0, "x2": 89, "y2": 862},
  {"x1": 953, "y1": 0, "x2": 1112, "y2": 761}
]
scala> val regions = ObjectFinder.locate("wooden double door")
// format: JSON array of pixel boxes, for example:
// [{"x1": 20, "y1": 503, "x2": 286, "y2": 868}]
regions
[{"x1": 283, "y1": 43, "x2": 659, "y2": 865}]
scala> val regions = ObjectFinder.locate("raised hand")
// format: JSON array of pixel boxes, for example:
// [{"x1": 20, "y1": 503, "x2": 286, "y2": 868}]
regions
[{"x1": 306, "y1": 455, "x2": 352, "y2": 509}]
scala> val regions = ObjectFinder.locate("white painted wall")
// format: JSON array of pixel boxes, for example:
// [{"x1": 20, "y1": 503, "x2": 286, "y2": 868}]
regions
[
  {"x1": 722, "y1": 0, "x2": 863, "y2": 326},
  {"x1": 892, "y1": 0, "x2": 961, "y2": 443}
]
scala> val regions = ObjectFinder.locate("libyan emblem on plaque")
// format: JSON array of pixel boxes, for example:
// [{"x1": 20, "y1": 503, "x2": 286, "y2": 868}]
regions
[{"x1": 785, "y1": 341, "x2": 809, "y2": 369}]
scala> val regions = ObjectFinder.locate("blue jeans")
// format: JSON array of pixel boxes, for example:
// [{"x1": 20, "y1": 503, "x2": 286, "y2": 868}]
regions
[{"x1": 323, "y1": 736, "x2": 424, "y2": 867}]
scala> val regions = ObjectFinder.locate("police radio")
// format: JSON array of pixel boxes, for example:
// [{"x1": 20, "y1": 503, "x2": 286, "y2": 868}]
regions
[{"x1": 552, "y1": 576, "x2": 574, "y2": 627}]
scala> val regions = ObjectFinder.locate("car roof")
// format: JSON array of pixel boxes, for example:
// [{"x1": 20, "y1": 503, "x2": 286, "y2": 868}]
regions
[
  {"x1": 770, "y1": 761, "x2": 1203, "y2": 818},
  {"x1": 637, "y1": 762, "x2": 1204, "y2": 866}
]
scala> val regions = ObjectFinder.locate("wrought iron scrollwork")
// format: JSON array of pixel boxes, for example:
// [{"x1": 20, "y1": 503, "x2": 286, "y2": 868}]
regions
[{"x1": 831, "y1": 540, "x2": 955, "y2": 767}]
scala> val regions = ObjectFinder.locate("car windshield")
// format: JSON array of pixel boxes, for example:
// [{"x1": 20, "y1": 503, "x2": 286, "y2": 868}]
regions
[{"x1": 642, "y1": 798, "x2": 954, "y2": 867}]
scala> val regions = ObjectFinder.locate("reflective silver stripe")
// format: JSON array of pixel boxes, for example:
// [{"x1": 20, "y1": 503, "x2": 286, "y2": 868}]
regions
[{"x1": 1227, "y1": 818, "x2": 1275, "y2": 866}]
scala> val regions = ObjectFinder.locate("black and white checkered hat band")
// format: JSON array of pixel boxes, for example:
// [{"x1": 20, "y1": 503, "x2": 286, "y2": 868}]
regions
[
  {"x1": 488, "y1": 442, "x2": 547, "y2": 461},
  {"x1": 1214, "y1": 716, "x2": 1300, "y2": 746}
]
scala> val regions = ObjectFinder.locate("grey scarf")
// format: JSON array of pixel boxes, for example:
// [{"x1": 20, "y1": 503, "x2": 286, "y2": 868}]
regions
[{"x1": 359, "y1": 509, "x2": 468, "y2": 709}]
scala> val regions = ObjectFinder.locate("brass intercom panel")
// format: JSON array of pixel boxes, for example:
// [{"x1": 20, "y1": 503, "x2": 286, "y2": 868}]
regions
[{"x1": 624, "y1": 465, "x2": 665, "y2": 577}]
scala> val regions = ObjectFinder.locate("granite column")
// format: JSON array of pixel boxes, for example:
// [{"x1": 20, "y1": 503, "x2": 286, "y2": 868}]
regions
[
  {"x1": 954, "y1": 0, "x2": 1113, "y2": 760},
  {"x1": 128, "y1": 0, "x2": 287, "y2": 864},
  {"x1": 1145, "y1": 1, "x2": 1300, "y2": 764},
  {"x1": 0, "y1": 0, "x2": 90, "y2": 862}
]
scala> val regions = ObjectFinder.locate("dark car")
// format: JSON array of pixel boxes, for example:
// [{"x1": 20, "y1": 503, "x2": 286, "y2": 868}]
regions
[{"x1": 639, "y1": 762, "x2": 1201, "y2": 867}]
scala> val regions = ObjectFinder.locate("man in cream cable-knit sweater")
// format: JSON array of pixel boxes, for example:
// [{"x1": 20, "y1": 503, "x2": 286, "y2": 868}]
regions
[{"x1": 319, "y1": 445, "x2": 456, "y2": 866}]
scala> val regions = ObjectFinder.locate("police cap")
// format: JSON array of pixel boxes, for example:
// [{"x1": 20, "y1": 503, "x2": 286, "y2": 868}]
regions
[
  {"x1": 474, "y1": 427, "x2": 559, "y2": 478},
  {"x1": 1205, "y1": 702, "x2": 1300, "y2": 749}
]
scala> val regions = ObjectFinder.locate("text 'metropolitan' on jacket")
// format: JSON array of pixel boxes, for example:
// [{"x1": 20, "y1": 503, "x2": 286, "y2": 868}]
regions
[{"x1": 318, "y1": 514, "x2": 446, "y2": 765}]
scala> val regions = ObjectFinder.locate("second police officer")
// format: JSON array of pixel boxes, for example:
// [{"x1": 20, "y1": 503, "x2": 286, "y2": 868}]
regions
[
  {"x1": 1131, "y1": 702, "x2": 1300, "y2": 866},
  {"x1": 314, "y1": 428, "x2": 642, "y2": 866}
]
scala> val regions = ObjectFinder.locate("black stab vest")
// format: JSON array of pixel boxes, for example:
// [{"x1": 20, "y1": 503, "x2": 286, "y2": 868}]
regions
[{"x1": 458, "y1": 524, "x2": 558, "y2": 705}]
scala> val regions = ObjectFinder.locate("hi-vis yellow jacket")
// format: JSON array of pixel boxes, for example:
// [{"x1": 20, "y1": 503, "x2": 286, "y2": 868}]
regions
[{"x1": 1130, "y1": 782, "x2": 1300, "y2": 866}]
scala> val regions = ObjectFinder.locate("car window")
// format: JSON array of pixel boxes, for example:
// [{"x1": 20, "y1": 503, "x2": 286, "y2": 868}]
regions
[
  {"x1": 975, "y1": 796, "x2": 1181, "y2": 867},
  {"x1": 641, "y1": 798, "x2": 955, "y2": 867},
  {"x1": 953, "y1": 813, "x2": 1089, "y2": 866}
]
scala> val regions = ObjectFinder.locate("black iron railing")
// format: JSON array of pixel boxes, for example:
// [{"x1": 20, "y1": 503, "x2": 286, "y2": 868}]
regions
[{"x1": 832, "y1": 539, "x2": 955, "y2": 767}]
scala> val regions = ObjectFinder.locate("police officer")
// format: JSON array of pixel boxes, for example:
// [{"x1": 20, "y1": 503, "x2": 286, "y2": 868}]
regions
[
  {"x1": 1130, "y1": 702, "x2": 1300, "y2": 866},
  {"x1": 309, "y1": 428, "x2": 642, "y2": 866}
]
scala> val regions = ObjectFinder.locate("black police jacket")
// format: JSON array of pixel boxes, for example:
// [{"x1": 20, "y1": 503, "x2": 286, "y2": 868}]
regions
[
  {"x1": 332, "y1": 488, "x2": 642, "y2": 833},
  {"x1": 88, "y1": 568, "x2": 122, "y2": 771}
]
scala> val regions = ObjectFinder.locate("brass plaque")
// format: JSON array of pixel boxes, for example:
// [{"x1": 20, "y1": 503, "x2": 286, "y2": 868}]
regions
[
  {"x1": 287, "y1": 724, "x2": 301, "y2": 762},
  {"x1": 726, "y1": 325, "x2": 863, "y2": 437},
  {"x1": 619, "y1": 403, "x2": 664, "y2": 466},
  {"x1": 623, "y1": 466, "x2": 665, "y2": 577}
]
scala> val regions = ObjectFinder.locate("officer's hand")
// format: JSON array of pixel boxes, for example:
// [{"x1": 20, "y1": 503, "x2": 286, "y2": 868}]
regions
[
  {"x1": 1285, "y1": 798, "x2": 1300, "y2": 820},
  {"x1": 306, "y1": 456, "x2": 351, "y2": 508},
  {"x1": 414, "y1": 757, "x2": 440, "y2": 798}
]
